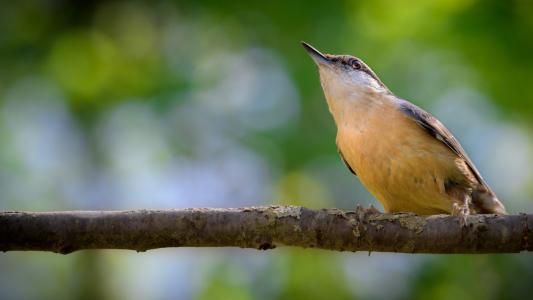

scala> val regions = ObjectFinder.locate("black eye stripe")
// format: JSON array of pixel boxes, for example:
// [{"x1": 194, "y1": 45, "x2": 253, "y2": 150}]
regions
[{"x1": 330, "y1": 55, "x2": 392, "y2": 94}]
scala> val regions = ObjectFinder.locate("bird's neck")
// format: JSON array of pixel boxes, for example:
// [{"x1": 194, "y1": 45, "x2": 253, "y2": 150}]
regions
[{"x1": 324, "y1": 85, "x2": 396, "y2": 130}]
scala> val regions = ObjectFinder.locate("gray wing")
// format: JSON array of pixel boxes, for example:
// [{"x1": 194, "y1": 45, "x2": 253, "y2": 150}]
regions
[
  {"x1": 337, "y1": 146, "x2": 357, "y2": 176},
  {"x1": 399, "y1": 99, "x2": 491, "y2": 192}
]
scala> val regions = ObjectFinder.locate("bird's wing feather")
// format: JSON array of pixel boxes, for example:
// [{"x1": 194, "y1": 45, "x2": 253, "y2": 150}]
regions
[
  {"x1": 400, "y1": 99, "x2": 507, "y2": 214},
  {"x1": 398, "y1": 100, "x2": 491, "y2": 191},
  {"x1": 337, "y1": 146, "x2": 357, "y2": 176}
]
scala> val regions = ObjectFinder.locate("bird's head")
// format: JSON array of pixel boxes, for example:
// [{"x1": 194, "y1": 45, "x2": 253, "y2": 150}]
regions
[{"x1": 301, "y1": 41, "x2": 390, "y2": 97}]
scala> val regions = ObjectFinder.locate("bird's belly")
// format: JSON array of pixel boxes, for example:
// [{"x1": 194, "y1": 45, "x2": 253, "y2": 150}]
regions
[{"x1": 337, "y1": 118, "x2": 463, "y2": 215}]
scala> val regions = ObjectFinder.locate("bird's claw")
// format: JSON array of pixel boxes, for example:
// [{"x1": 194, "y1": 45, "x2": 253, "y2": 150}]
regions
[
  {"x1": 452, "y1": 203, "x2": 470, "y2": 227},
  {"x1": 355, "y1": 203, "x2": 381, "y2": 223}
]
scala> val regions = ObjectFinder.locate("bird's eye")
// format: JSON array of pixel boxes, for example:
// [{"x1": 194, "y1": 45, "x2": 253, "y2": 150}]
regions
[{"x1": 352, "y1": 60, "x2": 361, "y2": 69}]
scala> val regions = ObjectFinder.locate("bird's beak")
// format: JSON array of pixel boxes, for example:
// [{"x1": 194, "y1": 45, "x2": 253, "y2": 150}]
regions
[{"x1": 301, "y1": 41, "x2": 332, "y2": 67}]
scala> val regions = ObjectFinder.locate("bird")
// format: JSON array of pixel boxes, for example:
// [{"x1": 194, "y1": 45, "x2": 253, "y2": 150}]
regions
[{"x1": 301, "y1": 41, "x2": 507, "y2": 225}]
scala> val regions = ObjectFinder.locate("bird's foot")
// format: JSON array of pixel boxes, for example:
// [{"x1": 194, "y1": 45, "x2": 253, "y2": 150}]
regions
[
  {"x1": 452, "y1": 203, "x2": 470, "y2": 227},
  {"x1": 355, "y1": 203, "x2": 381, "y2": 223}
]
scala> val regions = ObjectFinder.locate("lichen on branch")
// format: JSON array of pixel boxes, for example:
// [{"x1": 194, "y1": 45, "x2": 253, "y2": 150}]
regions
[{"x1": 0, "y1": 207, "x2": 531, "y2": 254}]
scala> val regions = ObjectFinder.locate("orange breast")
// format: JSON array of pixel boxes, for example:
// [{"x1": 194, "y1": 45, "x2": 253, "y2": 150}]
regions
[{"x1": 335, "y1": 101, "x2": 469, "y2": 215}]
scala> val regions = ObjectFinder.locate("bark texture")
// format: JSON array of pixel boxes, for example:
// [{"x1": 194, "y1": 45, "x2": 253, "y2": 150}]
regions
[{"x1": 1, "y1": 206, "x2": 531, "y2": 254}]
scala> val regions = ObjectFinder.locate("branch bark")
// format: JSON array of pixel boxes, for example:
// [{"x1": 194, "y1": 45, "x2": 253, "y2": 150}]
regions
[{"x1": 1, "y1": 206, "x2": 531, "y2": 254}]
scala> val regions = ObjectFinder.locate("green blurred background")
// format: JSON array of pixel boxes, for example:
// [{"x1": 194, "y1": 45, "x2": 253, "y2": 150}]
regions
[{"x1": 1, "y1": 0, "x2": 533, "y2": 299}]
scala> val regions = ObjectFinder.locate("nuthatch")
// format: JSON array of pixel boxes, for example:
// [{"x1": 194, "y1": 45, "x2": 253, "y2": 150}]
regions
[{"x1": 301, "y1": 41, "x2": 507, "y2": 225}]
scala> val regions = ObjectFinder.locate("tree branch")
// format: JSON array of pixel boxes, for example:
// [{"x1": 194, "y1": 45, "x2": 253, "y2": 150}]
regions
[{"x1": 1, "y1": 206, "x2": 531, "y2": 254}]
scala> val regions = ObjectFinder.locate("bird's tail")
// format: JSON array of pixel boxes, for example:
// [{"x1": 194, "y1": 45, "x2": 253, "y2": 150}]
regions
[{"x1": 472, "y1": 185, "x2": 507, "y2": 214}]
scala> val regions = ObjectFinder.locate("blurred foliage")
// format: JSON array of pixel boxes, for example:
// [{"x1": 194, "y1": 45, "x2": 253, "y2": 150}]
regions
[{"x1": 1, "y1": 0, "x2": 533, "y2": 299}]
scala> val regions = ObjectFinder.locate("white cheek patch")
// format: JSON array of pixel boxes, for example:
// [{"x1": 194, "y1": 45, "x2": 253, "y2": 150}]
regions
[
  {"x1": 319, "y1": 67, "x2": 388, "y2": 102},
  {"x1": 356, "y1": 72, "x2": 386, "y2": 93}
]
